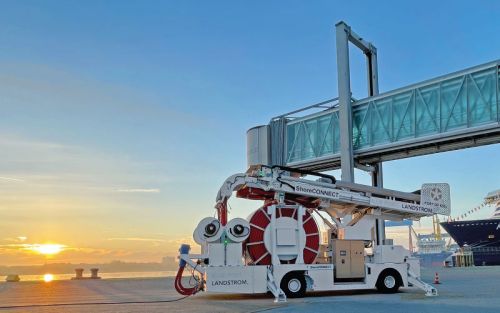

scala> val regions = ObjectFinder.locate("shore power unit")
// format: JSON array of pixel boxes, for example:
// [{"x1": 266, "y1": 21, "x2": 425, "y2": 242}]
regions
[{"x1": 175, "y1": 165, "x2": 449, "y2": 302}]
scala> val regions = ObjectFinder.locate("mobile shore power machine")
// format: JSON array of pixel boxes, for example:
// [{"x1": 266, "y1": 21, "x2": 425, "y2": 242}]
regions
[{"x1": 175, "y1": 165, "x2": 450, "y2": 301}]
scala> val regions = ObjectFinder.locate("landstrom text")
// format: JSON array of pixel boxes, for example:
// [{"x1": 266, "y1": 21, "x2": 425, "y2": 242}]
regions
[{"x1": 211, "y1": 279, "x2": 248, "y2": 286}]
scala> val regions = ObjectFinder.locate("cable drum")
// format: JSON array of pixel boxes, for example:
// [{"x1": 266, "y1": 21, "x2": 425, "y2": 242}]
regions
[{"x1": 246, "y1": 203, "x2": 320, "y2": 265}]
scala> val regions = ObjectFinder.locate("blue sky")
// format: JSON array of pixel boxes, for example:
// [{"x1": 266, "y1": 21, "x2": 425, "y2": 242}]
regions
[{"x1": 0, "y1": 1, "x2": 499, "y2": 264}]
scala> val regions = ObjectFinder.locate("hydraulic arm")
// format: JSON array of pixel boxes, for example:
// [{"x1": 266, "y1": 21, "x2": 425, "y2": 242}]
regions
[{"x1": 215, "y1": 165, "x2": 450, "y2": 227}]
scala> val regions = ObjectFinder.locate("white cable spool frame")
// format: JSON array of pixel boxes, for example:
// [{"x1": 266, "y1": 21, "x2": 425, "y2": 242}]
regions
[{"x1": 265, "y1": 204, "x2": 306, "y2": 265}]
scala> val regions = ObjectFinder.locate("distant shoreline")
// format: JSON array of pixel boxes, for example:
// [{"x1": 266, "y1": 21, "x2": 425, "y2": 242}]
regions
[
  {"x1": 0, "y1": 260, "x2": 179, "y2": 277},
  {"x1": 1, "y1": 270, "x2": 183, "y2": 282}
]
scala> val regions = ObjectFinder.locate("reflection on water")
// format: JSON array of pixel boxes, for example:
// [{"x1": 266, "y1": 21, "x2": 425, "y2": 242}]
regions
[
  {"x1": 43, "y1": 274, "x2": 54, "y2": 282},
  {"x1": 7, "y1": 271, "x2": 180, "y2": 282}
]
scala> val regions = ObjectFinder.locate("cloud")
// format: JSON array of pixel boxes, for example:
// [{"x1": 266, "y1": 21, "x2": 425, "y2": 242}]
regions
[
  {"x1": 0, "y1": 243, "x2": 66, "y2": 252},
  {"x1": 0, "y1": 176, "x2": 25, "y2": 182},
  {"x1": 116, "y1": 188, "x2": 160, "y2": 193},
  {"x1": 0, "y1": 243, "x2": 139, "y2": 265},
  {"x1": 0, "y1": 61, "x2": 207, "y2": 127},
  {"x1": 0, "y1": 133, "x2": 168, "y2": 201},
  {"x1": 2, "y1": 236, "x2": 27, "y2": 243},
  {"x1": 0, "y1": 135, "x2": 73, "y2": 150},
  {"x1": 107, "y1": 237, "x2": 165, "y2": 242},
  {"x1": 0, "y1": 241, "x2": 19, "y2": 246}
]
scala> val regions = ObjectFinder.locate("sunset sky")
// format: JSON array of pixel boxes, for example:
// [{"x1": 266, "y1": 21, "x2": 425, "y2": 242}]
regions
[{"x1": 1, "y1": 1, "x2": 499, "y2": 266}]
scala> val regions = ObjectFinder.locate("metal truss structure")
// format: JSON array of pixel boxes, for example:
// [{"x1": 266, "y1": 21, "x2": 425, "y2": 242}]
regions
[{"x1": 272, "y1": 60, "x2": 499, "y2": 171}]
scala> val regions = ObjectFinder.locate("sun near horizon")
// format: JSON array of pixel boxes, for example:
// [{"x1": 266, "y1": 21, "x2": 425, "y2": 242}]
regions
[{"x1": 29, "y1": 244, "x2": 65, "y2": 256}]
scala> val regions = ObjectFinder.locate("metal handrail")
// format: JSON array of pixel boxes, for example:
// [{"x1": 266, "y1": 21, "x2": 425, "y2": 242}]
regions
[
  {"x1": 270, "y1": 97, "x2": 358, "y2": 121},
  {"x1": 270, "y1": 97, "x2": 339, "y2": 121}
]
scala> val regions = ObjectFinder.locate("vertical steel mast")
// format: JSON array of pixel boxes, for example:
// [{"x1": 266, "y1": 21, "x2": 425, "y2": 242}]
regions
[{"x1": 335, "y1": 21, "x2": 385, "y2": 244}]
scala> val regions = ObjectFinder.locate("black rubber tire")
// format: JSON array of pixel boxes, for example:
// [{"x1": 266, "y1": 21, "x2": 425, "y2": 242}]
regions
[
  {"x1": 280, "y1": 272, "x2": 307, "y2": 298},
  {"x1": 376, "y1": 270, "x2": 401, "y2": 293}
]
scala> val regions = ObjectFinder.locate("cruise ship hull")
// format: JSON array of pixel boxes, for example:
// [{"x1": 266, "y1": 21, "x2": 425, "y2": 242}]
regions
[{"x1": 440, "y1": 219, "x2": 500, "y2": 266}]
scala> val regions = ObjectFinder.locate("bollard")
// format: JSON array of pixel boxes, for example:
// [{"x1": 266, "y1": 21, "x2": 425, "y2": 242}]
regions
[
  {"x1": 90, "y1": 268, "x2": 101, "y2": 279},
  {"x1": 74, "y1": 268, "x2": 84, "y2": 279}
]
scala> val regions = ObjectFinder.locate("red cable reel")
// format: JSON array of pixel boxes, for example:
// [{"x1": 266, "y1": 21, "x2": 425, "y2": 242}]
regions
[{"x1": 246, "y1": 201, "x2": 320, "y2": 265}]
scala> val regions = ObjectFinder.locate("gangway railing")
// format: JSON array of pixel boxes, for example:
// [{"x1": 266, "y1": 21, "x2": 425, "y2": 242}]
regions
[{"x1": 268, "y1": 60, "x2": 500, "y2": 170}]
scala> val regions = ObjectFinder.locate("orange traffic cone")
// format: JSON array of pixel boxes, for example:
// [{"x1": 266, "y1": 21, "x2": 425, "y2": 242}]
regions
[{"x1": 433, "y1": 272, "x2": 440, "y2": 284}]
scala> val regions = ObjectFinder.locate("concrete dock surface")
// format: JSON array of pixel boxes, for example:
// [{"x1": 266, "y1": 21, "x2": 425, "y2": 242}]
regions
[{"x1": 0, "y1": 267, "x2": 499, "y2": 312}]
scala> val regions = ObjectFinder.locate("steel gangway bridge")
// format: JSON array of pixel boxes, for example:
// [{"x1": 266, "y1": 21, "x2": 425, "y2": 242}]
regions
[
  {"x1": 267, "y1": 60, "x2": 499, "y2": 171},
  {"x1": 249, "y1": 22, "x2": 499, "y2": 173},
  {"x1": 247, "y1": 21, "x2": 500, "y2": 244}
]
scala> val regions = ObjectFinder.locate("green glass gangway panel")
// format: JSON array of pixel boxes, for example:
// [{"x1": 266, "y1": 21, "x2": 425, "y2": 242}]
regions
[{"x1": 278, "y1": 61, "x2": 500, "y2": 170}]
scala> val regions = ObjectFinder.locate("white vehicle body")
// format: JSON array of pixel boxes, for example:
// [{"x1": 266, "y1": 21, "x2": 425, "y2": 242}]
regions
[{"x1": 176, "y1": 165, "x2": 449, "y2": 302}]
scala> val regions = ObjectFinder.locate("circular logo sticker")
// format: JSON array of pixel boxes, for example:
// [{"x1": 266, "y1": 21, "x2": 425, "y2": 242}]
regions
[{"x1": 431, "y1": 188, "x2": 442, "y2": 201}]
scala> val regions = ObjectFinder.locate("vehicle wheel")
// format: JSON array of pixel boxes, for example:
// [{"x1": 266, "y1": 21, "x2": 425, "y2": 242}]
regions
[
  {"x1": 376, "y1": 270, "x2": 400, "y2": 293},
  {"x1": 280, "y1": 273, "x2": 307, "y2": 298}
]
